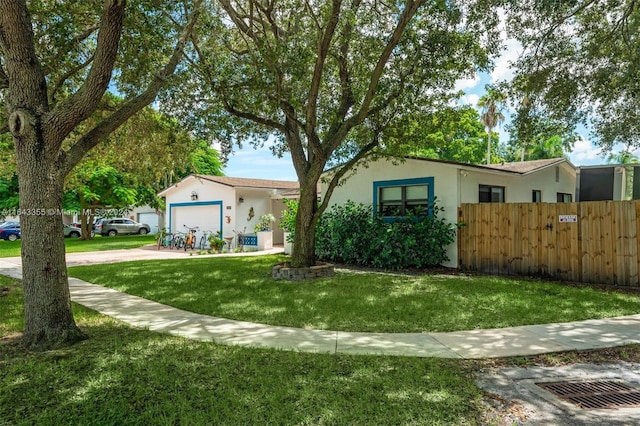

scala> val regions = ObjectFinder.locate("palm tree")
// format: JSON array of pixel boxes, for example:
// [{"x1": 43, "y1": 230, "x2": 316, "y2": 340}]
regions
[
  {"x1": 478, "y1": 86, "x2": 506, "y2": 164},
  {"x1": 607, "y1": 145, "x2": 639, "y2": 164}
]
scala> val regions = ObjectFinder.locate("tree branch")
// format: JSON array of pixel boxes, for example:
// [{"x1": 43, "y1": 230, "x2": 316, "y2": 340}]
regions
[
  {"x1": 530, "y1": 0, "x2": 599, "y2": 60},
  {"x1": 48, "y1": 54, "x2": 95, "y2": 104},
  {"x1": 0, "y1": 0, "x2": 49, "y2": 116},
  {"x1": 306, "y1": 0, "x2": 342, "y2": 138},
  {"x1": 45, "y1": 0, "x2": 126, "y2": 151},
  {"x1": 221, "y1": 96, "x2": 287, "y2": 132},
  {"x1": 324, "y1": 0, "x2": 423, "y2": 153},
  {"x1": 318, "y1": 137, "x2": 379, "y2": 215},
  {"x1": 60, "y1": 0, "x2": 202, "y2": 177},
  {"x1": 41, "y1": 23, "x2": 101, "y2": 77},
  {"x1": 349, "y1": 0, "x2": 424, "y2": 125}
]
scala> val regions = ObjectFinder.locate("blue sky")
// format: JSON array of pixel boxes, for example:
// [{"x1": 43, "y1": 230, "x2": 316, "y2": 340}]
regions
[{"x1": 223, "y1": 30, "x2": 614, "y2": 182}]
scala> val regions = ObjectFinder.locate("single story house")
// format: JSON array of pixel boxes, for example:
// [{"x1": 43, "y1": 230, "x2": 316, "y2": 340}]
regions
[
  {"x1": 158, "y1": 175, "x2": 300, "y2": 245},
  {"x1": 321, "y1": 157, "x2": 577, "y2": 267}
]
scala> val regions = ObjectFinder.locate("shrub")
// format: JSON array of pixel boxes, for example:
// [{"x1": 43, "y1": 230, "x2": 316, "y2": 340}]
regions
[
  {"x1": 315, "y1": 200, "x2": 458, "y2": 269},
  {"x1": 279, "y1": 199, "x2": 298, "y2": 242}
]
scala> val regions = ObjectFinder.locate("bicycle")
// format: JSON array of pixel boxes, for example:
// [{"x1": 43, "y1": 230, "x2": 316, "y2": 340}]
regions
[
  {"x1": 156, "y1": 228, "x2": 168, "y2": 249},
  {"x1": 183, "y1": 225, "x2": 199, "y2": 251},
  {"x1": 198, "y1": 229, "x2": 214, "y2": 250},
  {"x1": 172, "y1": 232, "x2": 185, "y2": 250}
]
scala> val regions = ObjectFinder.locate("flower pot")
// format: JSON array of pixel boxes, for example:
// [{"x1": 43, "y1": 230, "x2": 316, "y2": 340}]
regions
[
  {"x1": 257, "y1": 230, "x2": 273, "y2": 250},
  {"x1": 283, "y1": 231, "x2": 293, "y2": 255}
]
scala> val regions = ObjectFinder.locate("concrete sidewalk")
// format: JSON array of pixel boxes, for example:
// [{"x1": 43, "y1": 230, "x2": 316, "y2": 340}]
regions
[{"x1": 2, "y1": 253, "x2": 640, "y2": 359}]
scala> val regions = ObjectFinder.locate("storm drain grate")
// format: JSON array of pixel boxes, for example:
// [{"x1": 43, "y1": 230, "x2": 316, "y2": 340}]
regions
[{"x1": 536, "y1": 380, "x2": 640, "y2": 410}]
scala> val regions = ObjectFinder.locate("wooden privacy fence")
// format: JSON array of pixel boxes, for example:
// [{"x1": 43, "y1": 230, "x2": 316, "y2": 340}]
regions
[{"x1": 458, "y1": 201, "x2": 640, "y2": 287}]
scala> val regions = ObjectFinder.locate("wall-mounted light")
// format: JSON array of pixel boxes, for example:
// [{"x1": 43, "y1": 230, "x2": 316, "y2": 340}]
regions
[
  {"x1": 239, "y1": 197, "x2": 244, "y2": 203},
  {"x1": 191, "y1": 191, "x2": 198, "y2": 201}
]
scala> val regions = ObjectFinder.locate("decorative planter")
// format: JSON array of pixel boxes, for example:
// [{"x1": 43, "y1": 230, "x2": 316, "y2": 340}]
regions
[
  {"x1": 283, "y1": 232, "x2": 293, "y2": 255},
  {"x1": 257, "y1": 230, "x2": 273, "y2": 250},
  {"x1": 272, "y1": 261, "x2": 334, "y2": 281}
]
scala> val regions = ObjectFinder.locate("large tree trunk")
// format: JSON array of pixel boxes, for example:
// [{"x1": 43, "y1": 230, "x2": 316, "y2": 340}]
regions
[
  {"x1": 14, "y1": 112, "x2": 86, "y2": 350},
  {"x1": 290, "y1": 177, "x2": 321, "y2": 268}
]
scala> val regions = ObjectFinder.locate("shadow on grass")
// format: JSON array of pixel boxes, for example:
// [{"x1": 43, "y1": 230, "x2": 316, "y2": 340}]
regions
[
  {"x1": 68, "y1": 256, "x2": 640, "y2": 333},
  {"x1": 1, "y1": 305, "x2": 483, "y2": 425}
]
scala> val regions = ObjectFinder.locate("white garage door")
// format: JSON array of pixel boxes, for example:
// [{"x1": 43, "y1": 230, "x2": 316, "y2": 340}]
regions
[
  {"x1": 170, "y1": 203, "x2": 222, "y2": 237},
  {"x1": 138, "y1": 212, "x2": 160, "y2": 234}
]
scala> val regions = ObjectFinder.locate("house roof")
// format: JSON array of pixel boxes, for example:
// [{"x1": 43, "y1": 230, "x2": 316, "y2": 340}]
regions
[
  {"x1": 482, "y1": 158, "x2": 571, "y2": 174},
  {"x1": 367, "y1": 156, "x2": 574, "y2": 176},
  {"x1": 195, "y1": 175, "x2": 299, "y2": 190},
  {"x1": 158, "y1": 174, "x2": 299, "y2": 197}
]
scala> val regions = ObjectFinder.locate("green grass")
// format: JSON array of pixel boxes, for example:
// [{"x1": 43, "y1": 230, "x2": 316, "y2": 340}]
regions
[
  {"x1": 0, "y1": 234, "x2": 156, "y2": 258},
  {"x1": 1, "y1": 280, "x2": 484, "y2": 425},
  {"x1": 68, "y1": 255, "x2": 640, "y2": 333}
]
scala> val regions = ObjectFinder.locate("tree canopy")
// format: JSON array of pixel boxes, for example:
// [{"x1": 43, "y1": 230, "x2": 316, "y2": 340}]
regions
[
  {"x1": 505, "y1": 1, "x2": 640, "y2": 152},
  {"x1": 387, "y1": 105, "x2": 495, "y2": 165}
]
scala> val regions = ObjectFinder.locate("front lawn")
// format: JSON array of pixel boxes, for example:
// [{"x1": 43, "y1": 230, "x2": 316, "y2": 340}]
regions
[
  {"x1": 0, "y1": 278, "x2": 483, "y2": 425},
  {"x1": 0, "y1": 234, "x2": 156, "y2": 258},
  {"x1": 68, "y1": 255, "x2": 640, "y2": 333}
]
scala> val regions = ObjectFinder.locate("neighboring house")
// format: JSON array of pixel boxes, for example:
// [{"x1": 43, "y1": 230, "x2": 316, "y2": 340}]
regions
[
  {"x1": 576, "y1": 164, "x2": 640, "y2": 201},
  {"x1": 131, "y1": 206, "x2": 163, "y2": 234},
  {"x1": 321, "y1": 157, "x2": 577, "y2": 267},
  {"x1": 158, "y1": 175, "x2": 300, "y2": 245}
]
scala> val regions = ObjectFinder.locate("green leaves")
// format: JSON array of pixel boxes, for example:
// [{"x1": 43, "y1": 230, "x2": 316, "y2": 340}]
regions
[
  {"x1": 505, "y1": 1, "x2": 640, "y2": 151},
  {"x1": 315, "y1": 201, "x2": 457, "y2": 269}
]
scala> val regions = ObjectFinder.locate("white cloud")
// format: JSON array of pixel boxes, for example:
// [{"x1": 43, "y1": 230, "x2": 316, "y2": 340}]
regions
[
  {"x1": 455, "y1": 74, "x2": 481, "y2": 92},
  {"x1": 462, "y1": 93, "x2": 480, "y2": 107},
  {"x1": 491, "y1": 38, "x2": 522, "y2": 82},
  {"x1": 569, "y1": 136, "x2": 603, "y2": 165}
]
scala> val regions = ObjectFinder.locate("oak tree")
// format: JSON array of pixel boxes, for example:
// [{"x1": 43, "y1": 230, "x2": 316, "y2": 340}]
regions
[
  {"x1": 0, "y1": 0, "x2": 201, "y2": 349},
  {"x1": 171, "y1": 0, "x2": 502, "y2": 268}
]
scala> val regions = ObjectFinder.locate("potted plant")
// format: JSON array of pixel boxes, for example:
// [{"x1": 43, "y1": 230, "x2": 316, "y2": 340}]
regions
[
  {"x1": 254, "y1": 213, "x2": 275, "y2": 250},
  {"x1": 208, "y1": 231, "x2": 226, "y2": 253},
  {"x1": 279, "y1": 199, "x2": 297, "y2": 255}
]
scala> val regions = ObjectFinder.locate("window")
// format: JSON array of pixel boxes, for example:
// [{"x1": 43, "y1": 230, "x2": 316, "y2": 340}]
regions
[
  {"x1": 557, "y1": 192, "x2": 572, "y2": 203},
  {"x1": 532, "y1": 190, "x2": 542, "y2": 202},
  {"x1": 373, "y1": 177, "x2": 434, "y2": 218},
  {"x1": 479, "y1": 185, "x2": 505, "y2": 203}
]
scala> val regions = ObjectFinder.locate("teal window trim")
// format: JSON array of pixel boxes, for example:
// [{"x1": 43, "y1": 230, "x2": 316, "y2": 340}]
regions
[
  {"x1": 168, "y1": 201, "x2": 223, "y2": 233},
  {"x1": 373, "y1": 177, "x2": 434, "y2": 219}
]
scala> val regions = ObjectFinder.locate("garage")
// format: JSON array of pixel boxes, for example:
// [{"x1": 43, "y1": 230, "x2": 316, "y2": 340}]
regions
[
  {"x1": 137, "y1": 212, "x2": 160, "y2": 234},
  {"x1": 168, "y1": 201, "x2": 223, "y2": 236}
]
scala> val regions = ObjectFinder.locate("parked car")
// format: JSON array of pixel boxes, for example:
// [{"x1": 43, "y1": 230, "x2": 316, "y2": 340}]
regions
[
  {"x1": 0, "y1": 222, "x2": 20, "y2": 241},
  {"x1": 63, "y1": 224, "x2": 81, "y2": 238},
  {"x1": 96, "y1": 218, "x2": 150, "y2": 236}
]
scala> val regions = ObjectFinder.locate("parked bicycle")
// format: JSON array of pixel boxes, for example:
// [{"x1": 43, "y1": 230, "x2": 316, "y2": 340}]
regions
[
  {"x1": 198, "y1": 229, "x2": 214, "y2": 250},
  {"x1": 156, "y1": 228, "x2": 170, "y2": 249},
  {"x1": 171, "y1": 232, "x2": 185, "y2": 250},
  {"x1": 183, "y1": 225, "x2": 199, "y2": 251}
]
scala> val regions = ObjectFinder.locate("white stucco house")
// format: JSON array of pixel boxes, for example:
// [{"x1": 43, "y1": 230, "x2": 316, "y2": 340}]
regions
[
  {"x1": 158, "y1": 175, "x2": 299, "y2": 246},
  {"x1": 321, "y1": 157, "x2": 577, "y2": 267}
]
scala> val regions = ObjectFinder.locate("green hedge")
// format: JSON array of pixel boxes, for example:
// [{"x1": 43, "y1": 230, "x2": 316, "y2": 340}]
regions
[{"x1": 315, "y1": 201, "x2": 458, "y2": 269}]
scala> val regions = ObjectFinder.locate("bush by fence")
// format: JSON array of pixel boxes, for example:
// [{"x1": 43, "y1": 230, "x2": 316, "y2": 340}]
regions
[{"x1": 315, "y1": 201, "x2": 457, "y2": 269}]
